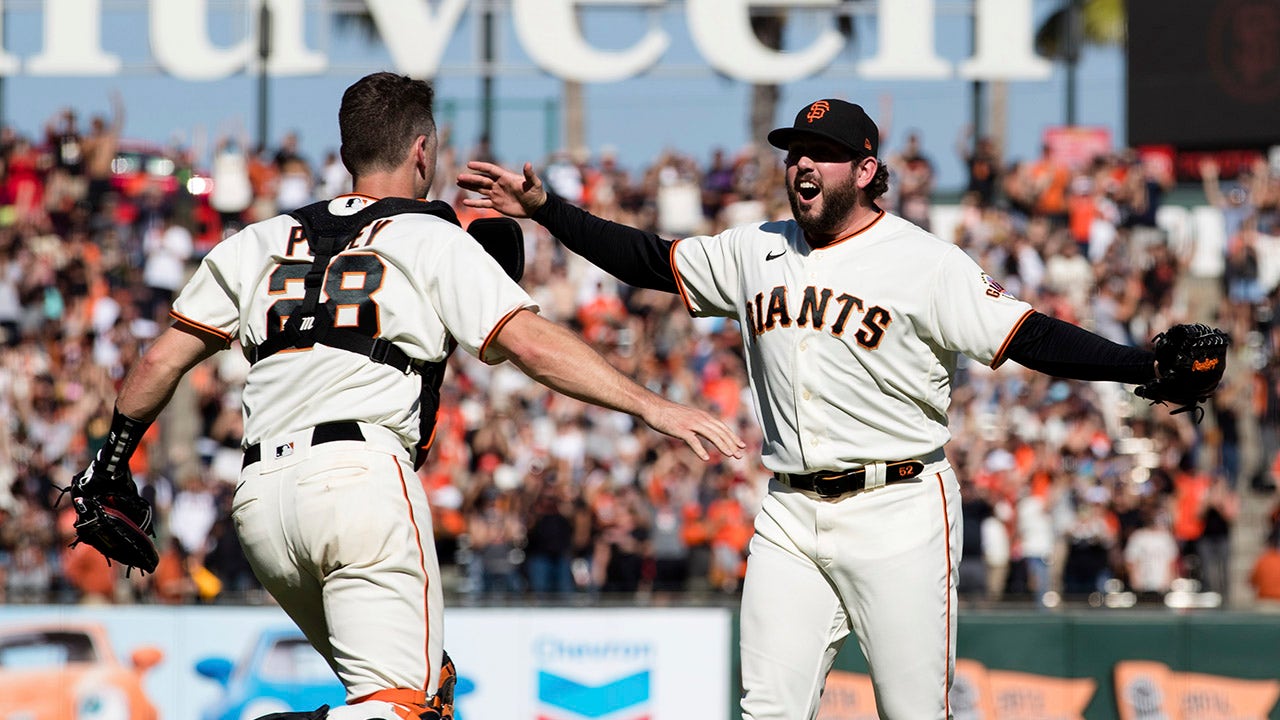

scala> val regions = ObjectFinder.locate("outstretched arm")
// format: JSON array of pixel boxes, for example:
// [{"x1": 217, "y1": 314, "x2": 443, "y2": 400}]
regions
[
  {"x1": 458, "y1": 161, "x2": 679, "y2": 293},
  {"x1": 492, "y1": 309, "x2": 744, "y2": 461},
  {"x1": 108, "y1": 89, "x2": 125, "y2": 134},
  {"x1": 1003, "y1": 312, "x2": 1155, "y2": 383},
  {"x1": 1199, "y1": 158, "x2": 1225, "y2": 208}
]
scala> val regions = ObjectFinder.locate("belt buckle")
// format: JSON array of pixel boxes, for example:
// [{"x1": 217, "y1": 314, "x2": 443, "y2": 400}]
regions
[{"x1": 811, "y1": 470, "x2": 855, "y2": 499}]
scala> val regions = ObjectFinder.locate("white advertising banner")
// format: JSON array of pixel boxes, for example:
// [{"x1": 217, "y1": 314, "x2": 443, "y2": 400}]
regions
[
  {"x1": 450, "y1": 607, "x2": 732, "y2": 719},
  {"x1": 1, "y1": 0, "x2": 1051, "y2": 83},
  {"x1": 0, "y1": 605, "x2": 732, "y2": 720}
]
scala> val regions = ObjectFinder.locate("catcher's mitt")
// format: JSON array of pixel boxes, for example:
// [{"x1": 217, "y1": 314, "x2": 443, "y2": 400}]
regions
[
  {"x1": 1135, "y1": 323, "x2": 1230, "y2": 421},
  {"x1": 62, "y1": 467, "x2": 158, "y2": 575}
]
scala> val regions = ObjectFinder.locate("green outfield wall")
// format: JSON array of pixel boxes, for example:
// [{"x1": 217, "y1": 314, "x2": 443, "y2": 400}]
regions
[{"x1": 811, "y1": 611, "x2": 1280, "y2": 720}]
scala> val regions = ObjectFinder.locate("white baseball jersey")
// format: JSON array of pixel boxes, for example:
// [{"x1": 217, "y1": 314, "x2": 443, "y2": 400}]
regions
[
  {"x1": 671, "y1": 210, "x2": 1032, "y2": 472},
  {"x1": 171, "y1": 194, "x2": 538, "y2": 449},
  {"x1": 173, "y1": 194, "x2": 537, "y2": 716},
  {"x1": 671, "y1": 209, "x2": 1031, "y2": 719}
]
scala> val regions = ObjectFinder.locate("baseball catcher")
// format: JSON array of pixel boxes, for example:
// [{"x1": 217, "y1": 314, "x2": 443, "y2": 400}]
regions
[
  {"x1": 1135, "y1": 323, "x2": 1230, "y2": 421},
  {"x1": 62, "y1": 408, "x2": 158, "y2": 575}
]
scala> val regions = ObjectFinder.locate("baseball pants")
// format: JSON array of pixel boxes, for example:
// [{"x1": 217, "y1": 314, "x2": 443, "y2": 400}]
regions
[
  {"x1": 740, "y1": 459, "x2": 961, "y2": 720},
  {"x1": 232, "y1": 422, "x2": 445, "y2": 720}
]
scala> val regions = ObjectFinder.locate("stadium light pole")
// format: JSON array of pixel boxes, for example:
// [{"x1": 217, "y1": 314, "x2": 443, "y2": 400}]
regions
[
  {"x1": 480, "y1": 0, "x2": 495, "y2": 150},
  {"x1": 969, "y1": 6, "x2": 983, "y2": 145},
  {"x1": 257, "y1": 3, "x2": 273, "y2": 150},
  {"x1": 1062, "y1": 0, "x2": 1082, "y2": 126}
]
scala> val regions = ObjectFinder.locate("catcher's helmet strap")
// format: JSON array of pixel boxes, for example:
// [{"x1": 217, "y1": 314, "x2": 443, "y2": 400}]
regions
[{"x1": 249, "y1": 199, "x2": 459, "y2": 371}]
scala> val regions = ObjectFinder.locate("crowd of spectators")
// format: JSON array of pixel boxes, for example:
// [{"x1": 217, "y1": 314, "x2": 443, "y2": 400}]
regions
[{"x1": 2, "y1": 100, "x2": 1280, "y2": 611}]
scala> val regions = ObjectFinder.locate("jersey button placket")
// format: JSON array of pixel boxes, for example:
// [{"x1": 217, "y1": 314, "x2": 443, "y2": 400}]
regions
[
  {"x1": 814, "y1": 501, "x2": 836, "y2": 567},
  {"x1": 794, "y1": 332, "x2": 820, "y2": 466}
]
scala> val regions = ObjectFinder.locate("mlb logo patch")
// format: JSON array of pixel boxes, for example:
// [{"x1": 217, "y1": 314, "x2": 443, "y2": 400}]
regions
[
  {"x1": 274, "y1": 442, "x2": 295, "y2": 459},
  {"x1": 980, "y1": 273, "x2": 1016, "y2": 300}
]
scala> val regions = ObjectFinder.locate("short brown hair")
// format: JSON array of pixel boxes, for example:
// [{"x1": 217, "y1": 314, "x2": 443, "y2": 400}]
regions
[{"x1": 339, "y1": 72, "x2": 436, "y2": 177}]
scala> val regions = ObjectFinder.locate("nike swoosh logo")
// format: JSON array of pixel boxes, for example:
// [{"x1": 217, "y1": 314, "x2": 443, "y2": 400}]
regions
[{"x1": 765, "y1": 249, "x2": 786, "y2": 261}]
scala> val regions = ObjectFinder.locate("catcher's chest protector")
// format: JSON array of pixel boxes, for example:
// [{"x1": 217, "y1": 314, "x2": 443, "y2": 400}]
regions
[{"x1": 248, "y1": 199, "x2": 461, "y2": 468}]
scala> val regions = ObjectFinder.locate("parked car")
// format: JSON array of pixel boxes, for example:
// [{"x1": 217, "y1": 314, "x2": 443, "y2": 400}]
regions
[
  {"x1": 0, "y1": 622, "x2": 163, "y2": 720},
  {"x1": 196, "y1": 628, "x2": 474, "y2": 720},
  {"x1": 110, "y1": 139, "x2": 221, "y2": 251},
  {"x1": 110, "y1": 140, "x2": 217, "y2": 199},
  {"x1": 196, "y1": 627, "x2": 343, "y2": 720}
]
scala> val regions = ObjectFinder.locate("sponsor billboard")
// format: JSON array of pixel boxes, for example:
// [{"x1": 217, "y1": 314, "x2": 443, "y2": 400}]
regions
[{"x1": 0, "y1": 606, "x2": 731, "y2": 720}]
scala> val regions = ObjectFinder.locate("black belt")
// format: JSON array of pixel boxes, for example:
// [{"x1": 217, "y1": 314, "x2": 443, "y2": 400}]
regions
[
  {"x1": 242, "y1": 421, "x2": 365, "y2": 468},
  {"x1": 778, "y1": 458, "x2": 925, "y2": 498}
]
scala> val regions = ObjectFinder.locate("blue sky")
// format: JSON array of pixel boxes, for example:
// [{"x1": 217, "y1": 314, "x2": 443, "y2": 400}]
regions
[{"x1": 0, "y1": 1, "x2": 1125, "y2": 191}]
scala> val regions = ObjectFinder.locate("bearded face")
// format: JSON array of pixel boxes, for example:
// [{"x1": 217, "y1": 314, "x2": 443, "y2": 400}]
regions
[{"x1": 786, "y1": 165, "x2": 862, "y2": 238}]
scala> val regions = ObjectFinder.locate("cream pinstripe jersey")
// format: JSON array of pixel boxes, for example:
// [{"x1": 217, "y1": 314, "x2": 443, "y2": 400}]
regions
[
  {"x1": 171, "y1": 195, "x2": 537, "y2": 448},
  {"x1": 671, "y1": 210, "x2": 1032, "y2": 472}
]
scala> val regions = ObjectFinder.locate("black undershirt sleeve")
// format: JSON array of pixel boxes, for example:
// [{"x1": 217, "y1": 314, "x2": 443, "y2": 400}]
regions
[
  {"x1": 531, "y1": 196, "x2": 1153, "y2": 385},
  {"x1": 531, "y1": 194, "x2": 679, "y2": 293},
  {"x1": 1003, "y1": 311, "x2": 1157, "y2": 384}
]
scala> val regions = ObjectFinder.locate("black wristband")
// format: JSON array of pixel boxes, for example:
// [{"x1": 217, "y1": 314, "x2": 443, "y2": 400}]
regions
[{"x1": 94, "y1": 407, "x2": 151, "y2": 479}]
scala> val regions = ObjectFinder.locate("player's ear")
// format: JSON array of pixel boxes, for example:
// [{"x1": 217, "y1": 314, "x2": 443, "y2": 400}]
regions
[
  {"x1": 855, "y1": 156, "x2": 878, "y2": 189},
  {"x1": 413, "y1": 134, "x2": 435, "y2": 178},
  {"x1": 412, "y1": 134, "x2": 430, "y2": 166}
]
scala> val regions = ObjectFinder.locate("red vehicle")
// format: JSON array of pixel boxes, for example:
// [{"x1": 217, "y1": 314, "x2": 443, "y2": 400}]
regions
[{"x1": 110, "y1": 139, "x2": 221, "y2": 251}]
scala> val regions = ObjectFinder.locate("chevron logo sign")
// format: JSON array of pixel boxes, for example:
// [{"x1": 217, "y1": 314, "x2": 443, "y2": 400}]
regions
[{"x1": 536, "y1": 670, "x2": 651, "y2": 720}]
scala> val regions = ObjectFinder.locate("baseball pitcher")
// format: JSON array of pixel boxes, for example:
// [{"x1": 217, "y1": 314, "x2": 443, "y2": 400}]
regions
[{"x1": 457, "y1": 99, "x2": 1227, "y2": 719}]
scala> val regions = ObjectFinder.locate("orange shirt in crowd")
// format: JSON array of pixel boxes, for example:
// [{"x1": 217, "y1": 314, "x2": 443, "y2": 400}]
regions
[
  {"x1": 152, "y1": 548, "x2": 192, "y2": 604},
  {"x1": 706, "y1": 496, "x2": 752, "y2": 553},
  {"x1": 1172, "y1": 471, "x2": 1211, "y2": 542},
  {"x1": 126, "y1": 423, "x2": 161, "y2": 478},
  {"x1": 246, "y1": 154, "x2": 278, "y2": 200},
  {"x1": 61, "y1": 543, "x2": 116, "y2": 602},
  {"x1": 1030, "y1": 158, "x2": 1070, "y2": 216},
  {"x1": 1251, "y1": 547, "x2": 1280, "y2": 601},
  {"x1": 702, "y1": 373, "x2": 741, "y2": 419},
  {"x1": 453, "y1": 202, "x2": 499, "y2": 230},
  {"x1": 1067, "y1": 193, "x2": 1098, "y2": 244},
  {"x1": 680, "y1": 503, "x2": 709, "y2": 547},
  {"x1": 577, "y1": 291, "x2": 627, "y2": 344}
]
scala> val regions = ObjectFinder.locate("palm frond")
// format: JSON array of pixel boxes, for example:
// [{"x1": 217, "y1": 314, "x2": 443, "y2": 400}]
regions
[{"x1": 1035, "y1": 0, "x2": 1126, "y2": 59}]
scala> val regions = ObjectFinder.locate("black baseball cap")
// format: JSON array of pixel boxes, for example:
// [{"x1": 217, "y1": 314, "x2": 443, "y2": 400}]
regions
[{"x1": 767, "y1": 99, "x2": 879, "y2": 158}]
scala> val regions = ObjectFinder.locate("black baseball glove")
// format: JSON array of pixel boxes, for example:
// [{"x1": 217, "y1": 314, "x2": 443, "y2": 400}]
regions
[
  {"x1": 63, "y1": 466, "x2": 158, "y2": 575},
  {"x1": 1134, "y1": 323, "x2": 1230, "y2": 421}
]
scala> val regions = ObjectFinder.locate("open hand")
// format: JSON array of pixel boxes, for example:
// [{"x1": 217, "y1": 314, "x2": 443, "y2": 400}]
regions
[
  {"x1": 642, "y1": 400, "x2": 746, "y2": 462},
  {"x1": 457, "y1": 161, "x2": 548, "y2": 218}
]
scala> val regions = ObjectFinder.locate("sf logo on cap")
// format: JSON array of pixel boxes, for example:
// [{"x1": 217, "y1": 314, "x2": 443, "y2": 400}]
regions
[{"x1": 806, "y1": 100, "x2": 830, "y2": 122}]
